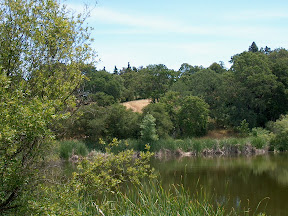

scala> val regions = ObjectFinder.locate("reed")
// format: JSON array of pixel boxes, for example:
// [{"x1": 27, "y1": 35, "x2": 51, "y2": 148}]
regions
[{"x1": 75, "y1": 180, "x2": 266, "y2": 216}]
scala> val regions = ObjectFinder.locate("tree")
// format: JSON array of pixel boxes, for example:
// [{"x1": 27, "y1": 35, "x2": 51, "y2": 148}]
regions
[
  {"x1": 248, "y1": 42, "x2": 259, "y2": 53},
  {"x1": 269, "y1": 115, "x2": 288, "y2": 151},
  {"x1": 140, "y1": 114, "x2": 159, "y2": 142},
  {"x1": 267, "y1": 48, "x2": 288, "y2": 120},
  {"x1": 181, "y1": 69, "x2": 223, "y2": 121},
  {"x1": 159, "y1": 91, "x2": 182, "y2": 137},
  {"x1": 208, "y1": 62, "x2": 226, "y2": 73},
  {"x1": 225, "y1": 51, "x2": 279, "y2": 127},
  {"x1": 140, "y1": 64, "x2": 177, "y2": 102},
  {"x1": 113, "y1": 66, "x2": 119, "y2": 75},
  {"x1": 0, "y1": 0, "x2": 94, "y2": 213},
  {"x1": 66, "y1": 103, "x2": 140, "y2": 143},
  {"x1": 260, "y1": 46, "x2": 272, "y2": 55},
  {"x1": 83, "y1": 66, "x2": 125, "y2": 103},
  {"x1": 179, "y1": 63, "x2": 204, "y2": 77},
  {"x1": 142, "y1": 103, "x2": 173, "y2": 138},
  {"x1": 178, "y1": 96, "x2": 209, "y2": 137}
]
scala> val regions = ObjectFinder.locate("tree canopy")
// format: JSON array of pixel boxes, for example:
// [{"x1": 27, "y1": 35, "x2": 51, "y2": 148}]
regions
[{"x1": 0, "y1": 0, "x2": 94, "y2": 213}]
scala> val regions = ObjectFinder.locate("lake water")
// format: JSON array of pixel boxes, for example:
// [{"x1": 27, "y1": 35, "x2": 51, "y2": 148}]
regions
[{"x1": 151, "y1": 153, "x2": 288, "y2": 216}]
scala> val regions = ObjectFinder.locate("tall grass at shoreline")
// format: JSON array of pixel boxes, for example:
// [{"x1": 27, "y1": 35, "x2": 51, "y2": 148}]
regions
[
  {"x1": 56, "y1": 134, "x2": 270, "y2": 159},
  {"x1": 101, "y1": 181, "x2": 228, "y2": 216},
  {"x1": 35, "y1": 139, "x2": 270, "y2": 215},
  {"x1": 61, "y1": 180, "x2": 266, "y2": 216},
  {"x1": 111, "y1": 136, "x2": 270, "y2": 154}
]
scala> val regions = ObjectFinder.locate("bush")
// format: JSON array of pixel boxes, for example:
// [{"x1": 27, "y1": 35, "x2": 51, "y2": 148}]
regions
[
  {"x1": 65, "y1": 103, "x2": 140, "y2": 142},
  {"x1": 250, "y1": 127, "x2": 271, "y2": 149},
  {"x1": 250, "y1": 137, "x2": 267, "y2": 149},
  {"x1": 140, "y1": 114, "x2": 159, "y2": 142},
  {"x1": 142, "y1": 103, "x2": 173, "y2": 138},
  {"x1": 178, "y1": 96, "x2": 209, "y2": 137},
  {"x1": 58, "y1": 140, "x2": 88, "y2": 160},
  {"x1": 27, "y1": 140, "x2": 155, "y2": 215},
  {"x1": 269, "y1": 115, "x2": 288, "y2": 151},
  {"x1": 236, "y1": 120, "x2": 250, "y2": 137}
]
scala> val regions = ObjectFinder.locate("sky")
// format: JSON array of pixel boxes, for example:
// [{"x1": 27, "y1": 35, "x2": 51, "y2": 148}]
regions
[{"x1": 65, "y1": 0, "x2": 288, "y2": 72}]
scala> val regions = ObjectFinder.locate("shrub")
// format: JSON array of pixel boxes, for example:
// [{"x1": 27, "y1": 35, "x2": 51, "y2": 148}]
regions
[
  {"x1": 236, "y1": 119, "x2": 250, "y2": 137},
  {"x1": 178, "y1": 96, "x2": 209, "y2": 137},
  {"x1": 140, "y1": 114, "x2": 159, "y2": 142},
  {"x1": 250, "y1": 127, "x2": 271, "y2": 149},
  {"x1": 142, "y1": 103, "x2": 173, "y2": 138},
  {"x1": 27, "y1": 140, "x2": 155, "y2": 215},
  {"x1": 251, "y1": 137, "x2": 266, "y2": 149},
  {"x1": 66, "y1": 103, "x2": 140, "y2": 142},
  {"x1": 269, "y1": 115, "x2": 288, "y2": 151},
  {"x1": 192, "y1": 139, "x2": 203, "y2": 154},
  {"x1": 58, "y1": 140, "x2": 88, "y2": 160}
]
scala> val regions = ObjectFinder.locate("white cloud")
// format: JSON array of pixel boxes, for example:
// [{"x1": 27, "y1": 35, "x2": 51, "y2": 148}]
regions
[
  {"x1": 66, "y1": 3, "x2": 288, "y2": 39},
  {"x1": 65, "y1": 2, "x2": 288, "y2": 72},
  {"x1": 225, "y1": 10, "x2": 288, "y2": 21}
]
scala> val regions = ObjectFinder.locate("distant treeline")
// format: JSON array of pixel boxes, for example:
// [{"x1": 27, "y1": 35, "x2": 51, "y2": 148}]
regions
[{"x1": 57, "y1": 42, "x2": 288, "y2": 144}]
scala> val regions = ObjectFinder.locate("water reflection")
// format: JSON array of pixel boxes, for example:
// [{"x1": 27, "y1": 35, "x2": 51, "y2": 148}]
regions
[{"x1": 151, "y1": 153, "x2": 288, "y2": 216}]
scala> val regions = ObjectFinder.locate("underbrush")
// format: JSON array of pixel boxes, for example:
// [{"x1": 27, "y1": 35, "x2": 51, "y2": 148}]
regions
[
  {"x1": 119, "y1": 136, "x2": 270, "y2": 155},
  {"x1": 21, "y1": 139, "x2": 270, "y2": 215},
  {"x1": 58, "y1": 140, "x2": 89, "y2": 160},
  {"x1": 26, "y1": 179, "x2": 267, "y2": 216}
]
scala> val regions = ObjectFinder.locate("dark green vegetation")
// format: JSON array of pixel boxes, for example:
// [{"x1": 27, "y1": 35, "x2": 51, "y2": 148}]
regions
[
  {"x1": 1, "y1": 0, "x2": 288, "y2": 215},
  {"x1": 60, "y1": 44, "x2": 288, "y2": 153}
]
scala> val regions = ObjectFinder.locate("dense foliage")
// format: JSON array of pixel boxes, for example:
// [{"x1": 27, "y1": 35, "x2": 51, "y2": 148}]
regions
[
  {"x1": 72, "y1": 44, "x2": 288, "y2": 138},
  {"x1": 0, "y1": 0, "x2": 94, "y2": 213},
  {"x1": 1, "y1": 0, "x2": 288, "y2": 214}
]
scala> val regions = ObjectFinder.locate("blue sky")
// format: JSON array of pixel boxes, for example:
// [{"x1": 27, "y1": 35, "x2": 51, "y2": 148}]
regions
[{"x1": 65, "y1": 0, "x2": 288, "y2": 72}]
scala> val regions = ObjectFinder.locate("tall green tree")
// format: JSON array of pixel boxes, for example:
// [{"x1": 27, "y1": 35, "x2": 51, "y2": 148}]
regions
[
  {"x1": 83, "y1": 66, "x2": 125, "y2": 103},
  {"x1": 113, "y1": 65, "x2": 119, "y2": 75},
  {"x1": 142, "y1": 103, "x2": 173, "y2": 138},
  {"x1": 140, "y1": 64, "x2": 177, "y2": 102},
  {"x1": 249, "y1": 42, "x2": 259, "y2": 53},
  {"x1": 179, "y1": 63, "x2": 204, "y2": 77},
  {"x1": 0, "y1": 0, "x2": 94, "y2": 213},
  {"x1": 208, "y1": 62, "x2": 226, "y2": 73},
  {"x1": 178, "y1": 96, "x2": 209, "y2": 137},
  {"x1": 225, "y1": 51, "x2": 279, "y2": 127},
  {"x1": 267, "y1": 48, "x2": 288, "y2": 120}
]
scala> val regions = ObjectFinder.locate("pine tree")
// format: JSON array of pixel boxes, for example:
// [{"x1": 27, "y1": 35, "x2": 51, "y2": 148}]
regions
[
  {"x1": 249, "y1": 42, "x2": 259, "y2": 53},
  {"x1": 113, "y1": 66, "x2": 118, "y2": 75}
]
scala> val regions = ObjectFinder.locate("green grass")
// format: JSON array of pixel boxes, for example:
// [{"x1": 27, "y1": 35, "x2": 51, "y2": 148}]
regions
[
  {"x1": 120, "y1": 137, "x2": 266, "y2": 154},
  {"x1": 72, "y1": 180, "x2": 267, "y2": 216},
  {"x1": 58, "y1": 140, "x2": 89, "y2": 160},
  {"x1": 102, "y1": 182, "x2": 227, "y2": 215},
  {"x1": 83, "y1": 133, "x2": 270, "y2": 155}
]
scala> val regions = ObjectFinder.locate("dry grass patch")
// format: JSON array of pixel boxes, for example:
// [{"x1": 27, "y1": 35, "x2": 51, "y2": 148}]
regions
[
  {"x1": 202, "y1": 129, "x2": 236, "y2": 139},
  {"x1": 122, "y1": 99, "x2": 151, "y2": 113}
]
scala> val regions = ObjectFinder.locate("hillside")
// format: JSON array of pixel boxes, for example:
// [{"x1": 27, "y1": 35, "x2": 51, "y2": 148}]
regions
[{"x1": 122, "y1": 99, "x2": 151, "y2": 113}]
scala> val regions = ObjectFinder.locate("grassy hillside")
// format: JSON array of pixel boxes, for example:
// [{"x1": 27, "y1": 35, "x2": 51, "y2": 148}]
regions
[{"x1": 122, "y1": 99, "x2": 151, "y2": 113}]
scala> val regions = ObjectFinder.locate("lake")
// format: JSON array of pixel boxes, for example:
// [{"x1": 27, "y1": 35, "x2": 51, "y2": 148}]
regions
[{"x1": 151, "y1": 153, "x2": 288, "y2": 216}]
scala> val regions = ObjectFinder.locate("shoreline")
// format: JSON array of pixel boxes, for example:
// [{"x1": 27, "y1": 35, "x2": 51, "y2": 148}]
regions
[{"x1": 154, "y1": 144, "x2": 269, "y2": 159}]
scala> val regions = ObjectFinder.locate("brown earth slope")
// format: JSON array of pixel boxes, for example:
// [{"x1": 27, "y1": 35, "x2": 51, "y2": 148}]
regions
[{"x1": 122, "y1": 99, "x2": 151, "y2": 113}]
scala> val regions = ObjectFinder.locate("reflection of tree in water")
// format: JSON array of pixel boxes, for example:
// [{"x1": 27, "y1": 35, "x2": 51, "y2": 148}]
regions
[
  {"x1": 270, "y1": 169, "x2": 288, "y2": 186},
  {"x1": 249, "y1": 154, "x2": 288, "y2": 186},
  {"x1": 154, "y1": 154, "x2": 288, "y2": 186},
  {"x1": 152, "y1": 153, "x2": 288, "y2": 215}
]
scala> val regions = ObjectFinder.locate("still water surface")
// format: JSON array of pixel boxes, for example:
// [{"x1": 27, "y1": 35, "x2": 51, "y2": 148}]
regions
[{"x1": 151, "y1": 153, "x2": 288, "y2": 216}]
